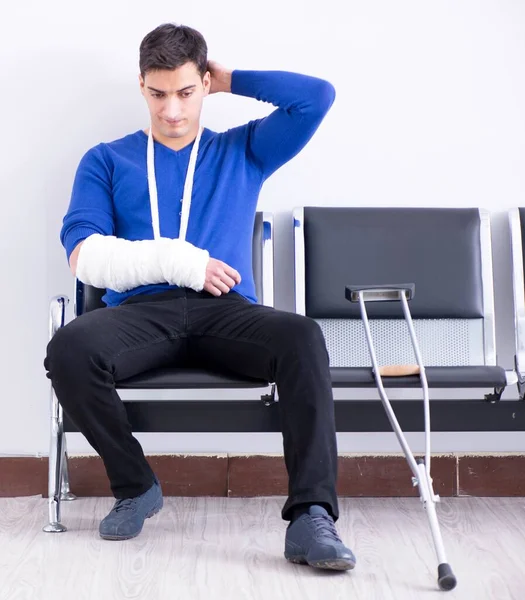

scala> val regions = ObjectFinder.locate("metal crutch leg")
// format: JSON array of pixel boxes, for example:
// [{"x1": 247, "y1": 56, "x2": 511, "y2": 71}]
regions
[{"x1": 347, "y1": 284, "x2": 457, "y2": 592}]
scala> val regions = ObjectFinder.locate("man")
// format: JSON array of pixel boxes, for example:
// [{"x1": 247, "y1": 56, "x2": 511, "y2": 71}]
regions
[{"x1": 45, "y1": 23, "x2": 356, "y2": 571}]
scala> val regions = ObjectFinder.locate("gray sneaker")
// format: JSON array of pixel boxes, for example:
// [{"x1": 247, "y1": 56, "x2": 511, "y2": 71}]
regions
[
  {"x1": 285, "y1": 505, "x2": 356, "y2": 570},
  {"x1": 99, "y1": 476, "x2": 163, "y2": 541}
]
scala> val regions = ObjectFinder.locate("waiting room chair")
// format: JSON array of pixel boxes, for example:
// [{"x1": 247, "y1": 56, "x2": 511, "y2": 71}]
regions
[
  {"x1": 293, "y1": 206, "x2": 514, "y2": 396},
  {"x1": 44, "y1": 211, "x2": 275, "y2": 532}
]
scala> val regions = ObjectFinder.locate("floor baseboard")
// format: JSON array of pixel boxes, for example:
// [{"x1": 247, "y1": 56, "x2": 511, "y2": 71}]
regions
[{"x1": 2, "y1": 454, "x2": 524, "y2": 497}]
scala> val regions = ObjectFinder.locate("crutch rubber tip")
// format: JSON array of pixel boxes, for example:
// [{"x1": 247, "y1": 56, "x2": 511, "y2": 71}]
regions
[{"x1": 437, "y1": 563, "x2": 457, "y2": 591}]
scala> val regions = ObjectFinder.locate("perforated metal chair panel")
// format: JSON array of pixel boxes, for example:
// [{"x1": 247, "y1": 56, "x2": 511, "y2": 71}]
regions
[
  {"x1": 317, "y1": 318, "x2": 485, "y2": 367},
  {"x1": 321, "y1": 319, "x2": 506, "y2": 388}
]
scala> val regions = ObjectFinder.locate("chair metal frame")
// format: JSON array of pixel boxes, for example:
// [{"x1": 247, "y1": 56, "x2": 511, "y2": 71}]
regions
[{"x1": 508, "y1": 208, "x2": 525, "y2": 399}]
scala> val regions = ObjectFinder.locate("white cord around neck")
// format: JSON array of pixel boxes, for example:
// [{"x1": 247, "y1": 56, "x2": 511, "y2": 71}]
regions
[{"x1": 147, "y1": 125, "x2": 203, "y2": 241}]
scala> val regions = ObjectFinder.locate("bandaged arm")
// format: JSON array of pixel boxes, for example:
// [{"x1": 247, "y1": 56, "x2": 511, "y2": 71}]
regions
[{"x1": 74, "y1": 234, "x2": 210, "y2": 293}]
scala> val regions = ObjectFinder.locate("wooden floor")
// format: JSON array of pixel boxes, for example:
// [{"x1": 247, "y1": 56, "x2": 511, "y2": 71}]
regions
[{"x1": 0, "y1": 496, "x2": 524, "y2": 599}]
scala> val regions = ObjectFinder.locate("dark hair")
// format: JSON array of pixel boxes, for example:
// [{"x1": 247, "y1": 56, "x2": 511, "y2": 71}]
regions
[{"x1": 139, "y1": 23, "x2": 208, "y2": 78}]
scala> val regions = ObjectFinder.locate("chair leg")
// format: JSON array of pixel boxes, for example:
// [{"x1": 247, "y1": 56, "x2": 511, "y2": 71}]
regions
[
  {"x1": 43, "y1": 387, "x2": 67, "y2": 533},
  {"x1": 60, "y1": 437, "x2": 77, "y2": 501}
]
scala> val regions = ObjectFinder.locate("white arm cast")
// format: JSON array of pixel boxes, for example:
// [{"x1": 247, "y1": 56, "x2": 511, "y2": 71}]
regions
[{"x1": 76, "y1": 234, "x2": 210, "y2": 293}]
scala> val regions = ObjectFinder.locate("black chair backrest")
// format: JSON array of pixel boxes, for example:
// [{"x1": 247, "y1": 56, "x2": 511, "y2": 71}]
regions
[
  {"x1": 77, "y1": 212, "x2": 265, "y2": 316},
  {"x1": 302, "y1": 207, "x2": 485, "y2": 319}
]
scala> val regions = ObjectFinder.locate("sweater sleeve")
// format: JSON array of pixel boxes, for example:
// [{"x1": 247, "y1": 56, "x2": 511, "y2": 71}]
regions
[
  {"x1": 60, "y1": 145, "x2": 116, "y2": 262},
  {"x1": 231, "y1": 70, "x2": 336, "y2": 179}
]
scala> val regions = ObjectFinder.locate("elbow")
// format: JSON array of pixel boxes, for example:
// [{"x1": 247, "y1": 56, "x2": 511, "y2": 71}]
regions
[
  {"x1": 298, "y1": 78, "x2": 336, "y2": 121},
  {"x1": 315, "y1": 79, "x2": 336, "y2": 115}
]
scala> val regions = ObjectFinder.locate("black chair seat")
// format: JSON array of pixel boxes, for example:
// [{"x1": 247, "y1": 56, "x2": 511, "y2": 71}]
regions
[
  {"x1": 117, "y1": 365, "x2": 505, "y2": 390},
  {"x1": 330, "y1": 366, "x2": 507, "y2": 388},
  {"x1": 116, "y1": 367, "x2": 269, "y2": 390}
]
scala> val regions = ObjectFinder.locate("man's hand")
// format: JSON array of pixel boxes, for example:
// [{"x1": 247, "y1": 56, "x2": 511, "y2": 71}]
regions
[
  {"x1": 207, "y1": 60, "x2": 232, "y2": 94},
  {"x1": 204, "y1": 258, "x2": 241, "y2": 296}
]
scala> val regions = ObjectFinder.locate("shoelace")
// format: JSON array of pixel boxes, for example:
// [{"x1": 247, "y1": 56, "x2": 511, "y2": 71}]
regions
[
  {"x1": 310, "y1": 514, "x2": 342, "y2": 543},
  {"x1": 113, "y1": 498, "x2": 138, "y2": 513}
]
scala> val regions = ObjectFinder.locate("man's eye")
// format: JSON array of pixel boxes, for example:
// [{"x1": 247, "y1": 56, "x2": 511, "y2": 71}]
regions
[
  {"x1": 152, "y1": 93, "x2": 164, "y2": 99},
  {"x1": 181, "y1": 91, "x2": 193, "y2": 98}
]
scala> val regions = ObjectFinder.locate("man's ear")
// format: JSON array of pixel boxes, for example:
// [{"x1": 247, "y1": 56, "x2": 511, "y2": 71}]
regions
[
  {"x1": 138, "y1": 73, "x2": 145, "y2": 96},
  {"x1": 202, "y1": 71, "x2": 211, "y2": 96}
]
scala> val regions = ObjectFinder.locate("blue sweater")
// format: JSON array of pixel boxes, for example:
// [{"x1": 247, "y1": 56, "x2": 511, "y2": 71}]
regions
[{"x1": 61, "y1": 70, "x2": 335, "y2": 306}]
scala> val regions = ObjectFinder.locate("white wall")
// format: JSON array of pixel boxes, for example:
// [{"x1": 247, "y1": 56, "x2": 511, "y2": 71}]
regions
[{"x1": 1, "y1": 0, "x2": 525, "y2": 457}]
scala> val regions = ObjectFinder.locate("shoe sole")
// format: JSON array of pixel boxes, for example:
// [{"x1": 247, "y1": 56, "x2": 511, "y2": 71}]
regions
[
  {"x1": 99, "y1": 498, "x2": 163, "y2": 541},
  {"x1": 285, "y1": 554, "x2": 356, "y2": 571}
]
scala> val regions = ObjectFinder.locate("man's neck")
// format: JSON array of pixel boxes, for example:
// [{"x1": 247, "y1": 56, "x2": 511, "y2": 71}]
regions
[{"x1": 146, "y1": 125, "x2": 200, "y2": 152}]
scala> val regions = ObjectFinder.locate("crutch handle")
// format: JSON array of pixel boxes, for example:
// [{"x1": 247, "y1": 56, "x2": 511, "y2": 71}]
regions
[
  {"x1": 345, "y1": 284, "x2": 415, "y2": 303},
  {"x1": 377, "y1": 365, "x2": 420, "y2": 377}
]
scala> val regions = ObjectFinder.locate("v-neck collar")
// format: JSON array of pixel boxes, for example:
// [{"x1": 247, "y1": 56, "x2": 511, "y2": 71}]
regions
[{"x1": 138, "y1": 129, "x2": 205, "y2": 157}]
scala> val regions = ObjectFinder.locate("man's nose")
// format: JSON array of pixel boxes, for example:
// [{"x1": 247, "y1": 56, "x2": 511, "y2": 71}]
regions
[{"x1": 163, "y1": 96, "x2": 182, "y2": 119}]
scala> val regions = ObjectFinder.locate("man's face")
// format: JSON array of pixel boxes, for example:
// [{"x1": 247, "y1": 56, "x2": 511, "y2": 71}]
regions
[{"x1": 139, "y1": 62, "x2": 210, "y2": 140}]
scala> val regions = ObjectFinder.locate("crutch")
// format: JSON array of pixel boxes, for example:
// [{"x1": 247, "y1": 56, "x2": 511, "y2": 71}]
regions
[{"x1": 346, "y1": 284, "x2": 457, "y2": 592}]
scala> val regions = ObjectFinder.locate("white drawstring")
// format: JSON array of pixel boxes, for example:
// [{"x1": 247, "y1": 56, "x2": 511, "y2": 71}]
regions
[{"x1": 147, "y1": 125, "x2": 203, "y2": 241}]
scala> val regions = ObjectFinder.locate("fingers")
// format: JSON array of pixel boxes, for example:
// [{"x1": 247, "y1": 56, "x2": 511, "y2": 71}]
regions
[
  {"x1": 220, "y1": 273, "x2": 237, "y2": 289},
  {"x1": 204, "y1": 259, "x2": 242, "y2": 296},
  {"x1": 203, "y1": 272, "x2": 233, "y2": 296},
  {"x1": 203, "y1": 282, "x2": 222, "y2": 297},
  {"x1": 212, "y1": 276, "x2": 231, "y2": 295},
  {"x1": 205, "y1": 275, "x2": 233, "y2": 296},
  {"x1": 223, "y1": 264, "x2": 241, "y2": 285}
]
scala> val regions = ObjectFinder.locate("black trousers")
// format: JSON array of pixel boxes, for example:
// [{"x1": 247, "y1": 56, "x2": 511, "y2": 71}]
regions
[{"x1": 44, "y1": 289, "x2": 339, "y2": 522}]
